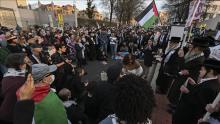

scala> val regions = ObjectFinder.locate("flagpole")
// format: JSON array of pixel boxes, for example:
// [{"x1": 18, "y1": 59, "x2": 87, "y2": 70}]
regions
[{"x1": 182, "y1": 0, "x2": 201, "y2": 47}]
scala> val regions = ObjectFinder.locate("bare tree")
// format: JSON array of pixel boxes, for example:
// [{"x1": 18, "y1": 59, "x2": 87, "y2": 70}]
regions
[
  {"x1": 114, "y1": 0, "x2": 144, "y2": 24},
  {"x1": 101, "y1": 0, "x2": 117, "y2": 25},
  {"x1": 86, "y1": 0, "x2": 96, "y2": 19}
]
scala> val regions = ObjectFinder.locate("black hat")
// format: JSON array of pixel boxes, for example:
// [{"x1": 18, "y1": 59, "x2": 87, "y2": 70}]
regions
[
  {"x1": 30, "y1": 43, "x2": 42, "y2": 48},
  {"x1": 170, "y1": 37, "x2": 181, "y2": 43},
  {"x1": 192, "y1": 37, "x2": 209, "y2": 48},
  {"x1": 203, "y1": 59, "x2": 220, "y2": 72}
]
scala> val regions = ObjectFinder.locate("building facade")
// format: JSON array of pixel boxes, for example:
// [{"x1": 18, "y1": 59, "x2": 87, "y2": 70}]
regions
[
  {"x1": 16, "y1": 0, "x2": 28, "y2": 9},
  {"x1": 0, "y1": 0, "x2": 23, "y2": 27},
  {"x1": 39, "y1": 2, "x2": 76, "y2": 16},
  {"x1": 78, "y1": 10, "x2": 103, "y2": 20},
  {"x1": 0, "y1": 7, "x2": 17, "y2": 28}
]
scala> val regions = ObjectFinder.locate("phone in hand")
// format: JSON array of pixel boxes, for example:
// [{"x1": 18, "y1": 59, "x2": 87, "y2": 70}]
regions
[{"x1": 25, "y1": 65, "x2": 32, "y2": 80}]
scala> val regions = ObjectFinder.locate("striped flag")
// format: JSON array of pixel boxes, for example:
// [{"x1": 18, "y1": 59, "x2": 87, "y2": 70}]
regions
[{"x1": 135, "y1": 0, "x2": 159, "y2": 29}]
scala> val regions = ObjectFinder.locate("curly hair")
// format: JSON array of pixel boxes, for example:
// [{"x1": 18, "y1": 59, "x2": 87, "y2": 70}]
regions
[{"x1": 114, "y1": 74, "x2": 155, "y2": 124}]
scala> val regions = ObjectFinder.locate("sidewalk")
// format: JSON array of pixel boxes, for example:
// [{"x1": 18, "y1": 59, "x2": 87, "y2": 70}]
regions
[{"x1": 152, "y1": 94, "x2": 172, "y2": 124}]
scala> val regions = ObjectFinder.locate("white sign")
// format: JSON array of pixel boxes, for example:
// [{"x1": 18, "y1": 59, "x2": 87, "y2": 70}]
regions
[{"x1": 169, "y1": 26, "x2": 185, "y2": 41}]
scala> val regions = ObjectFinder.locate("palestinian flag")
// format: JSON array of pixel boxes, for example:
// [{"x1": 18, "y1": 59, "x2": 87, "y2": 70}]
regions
[{"x1": 135, "y1": 0, "x2": 159, "y2": 29}]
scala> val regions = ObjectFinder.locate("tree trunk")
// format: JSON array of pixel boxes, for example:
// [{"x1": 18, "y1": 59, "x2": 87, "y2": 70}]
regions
[{"x1": 110, "y1": 3, "x2": 113, "y2": 25}]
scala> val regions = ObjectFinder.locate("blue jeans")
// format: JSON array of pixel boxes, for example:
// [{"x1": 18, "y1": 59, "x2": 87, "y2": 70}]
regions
[
  {"x1": 110, "y1": 44, "x2": 116, "y2": 59},
  {"x1": 100, "y1": 43, "x2": 108, "y2": 55}
]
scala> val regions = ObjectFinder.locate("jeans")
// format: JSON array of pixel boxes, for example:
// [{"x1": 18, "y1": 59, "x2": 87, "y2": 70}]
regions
[
  {"x1": 110, "y1": 44, "x2": 117, "y2": 59},
  {"x1": 100, "y1": 43, "x2": 108, "y2": 55}
]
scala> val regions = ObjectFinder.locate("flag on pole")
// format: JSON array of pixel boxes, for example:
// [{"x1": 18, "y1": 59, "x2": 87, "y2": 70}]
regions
[
  {"x1": 185, "y1": 0, "x2": 205, "y2": 27},
  {"x1": 135, "y1": 0, "x2": 159, "y2": 29}
]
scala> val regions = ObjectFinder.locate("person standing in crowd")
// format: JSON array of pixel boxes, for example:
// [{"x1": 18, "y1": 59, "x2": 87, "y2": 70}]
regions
[
  {"x1": 142, "y1": 31, "x2": 151, "y2": 46},
  {"x1": 86, "y1": 32, "x2": 96, "y2": 61},
  {"x1": 122, "y1": 54, "x2": 143, "y2": 77},
  {"x1": 0, "y1": 45, "x2": 9, "y2": 81},
  {"x1": 84, "y1": 63, "x2": 123, "y2": 124},
  {"x1": 17, "y1": 36, "x2": 31, "y2": 54},
  {"x1": 143, "y1": 39, "x2": 156, "y2": 81},
  {"x1": 29, "y1": 44, "x2": 47, "y2": 64},
  {"x1": 0, "y1": 53, "x2": 29, "y2": 123},
  {"x1": 172, "y1": 59, "x2": 220, "y2": 124},
  {"x1": 156, "y1": 37, "x2": 183, "y2": 94},
  {"x1": 66, "y1": 34, "x2": 76, "y2": 60},
  {"x1": 31, "y1": 64, "x2": 68, "y2": 124},
  {"x1": 98, "y1": 28, "x2": 109, "y2": 55},
  {"x1": 0, "y1": 30, "x2": 7, "y2": 47},
  {"x1": 109, "y1": 32, "x2": 118, "y2": 60},
  {"x1": 75, "y1": 35, "x2": 86, "y2": 67},
  {"x1": 159, "y1": 31, "x2": 169, "y2": 53},
  {"x1": 167, "y1": 37, "x2": 210, "y2": 113},
  {"x1": 6, "y1": 35, "x2": 23, "y2": 53},
  {"x1": 119, "y1": 42, "x2": 129, "y2": 52},
  {"x1": 99, "y1": 74, "x2": 155, "y2": 124},
  {"x1": 13, "y1": 74, "x2": 35, "y2": 124},
  {"x1": 51, "y1": 44, "x2": 71, "y2": 92},
  {"x1": 45, "y1": 29, "x2": 55, "y2": 45}
]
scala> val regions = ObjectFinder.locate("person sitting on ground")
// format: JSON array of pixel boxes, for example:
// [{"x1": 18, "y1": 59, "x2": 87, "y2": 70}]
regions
[
  {"x1": 99, "y1": 74, "x2": 155, "y2": 124},
  {"x1": 122, "y1": 54, "x2": 143, "y2": 77},
  {"x1": 58, "y1": 88, "x2": 88, "y2": 124},
  {"x1": 31, "y1": 64, "x2": 68, "y2": 124}
]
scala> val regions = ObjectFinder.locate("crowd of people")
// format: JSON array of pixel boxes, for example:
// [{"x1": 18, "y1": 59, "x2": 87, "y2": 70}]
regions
[{"x1": 0, "y1": 23, "x2": 219, "y2": 124}]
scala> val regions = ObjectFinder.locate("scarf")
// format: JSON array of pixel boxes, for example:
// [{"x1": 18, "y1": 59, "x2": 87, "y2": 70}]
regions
[
  {"x1": 4, "y1": 68, "x2": 25, "y2": 77},
  {"x1": 32, "y1": 84, "x2": 50, "y2": 103},
  {"x1": 163, "y1": 46, "x2": 179, "y2": 66},
  {"x1": 184, "y1": 51, "x2": 204, "y2": 63}
]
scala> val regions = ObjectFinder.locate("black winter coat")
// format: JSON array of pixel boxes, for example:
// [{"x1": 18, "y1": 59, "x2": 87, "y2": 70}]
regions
[{"x1": 173, "y1": 79, "x2": 220, "y2": 124}]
